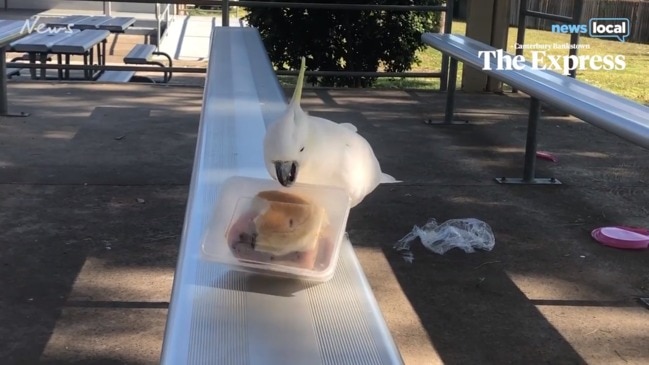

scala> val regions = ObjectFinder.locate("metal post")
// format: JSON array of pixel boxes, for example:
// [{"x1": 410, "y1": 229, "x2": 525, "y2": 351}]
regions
[
  {"x1": 495, "y1": 97, "x2": 560, "y2": 185},
  {"x1": 568, "y1": 0, "x2": 583, "y2": 78},
  {"x1": 426, "y1": 56, "x2": 467, "y2": 125},
  {"x1": 222, "y1": 0, "x2": 230, "y2": 27},
  {"x1": 39, "y1": 53, "x2": 47, "y2": 80},
  {"x1": 65, "y1": 54, "x2": 70, "y2": 79},
  {"x1": 103, "y1": 1, "x2": 112, "y2": 16},
  {"x1": 0, "y1": 45, "x2": 28, "y2": 117},
  {"x1": 83, "y1": 53, "x2": 89, "y2": 80},
  {"x1": 444, "y1": 57, "x2": 458, "y2": 124},
  {"x1": 512, "y1": 0, "x2": 527, "y2": 93},
  {"x1": 57, "y1": 54, "x2": 63, "y2": 79},
  {"x1": 155, "y1": 3, "x2": 161, "y2": 49},
  {"x1": 439, "y1": 0, "x2": 453, "y2": 91},
  {"x1": 28, "y1": 53, "x2": 36, "y2": 79},
  {"x1": 522, "y1": 97, "x2": 540, "y2": 181}
]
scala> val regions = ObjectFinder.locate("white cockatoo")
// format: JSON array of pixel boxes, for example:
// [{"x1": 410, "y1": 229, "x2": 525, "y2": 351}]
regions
[{"x1": 263, "y1": 57, "x2": 399, "y2": 207}]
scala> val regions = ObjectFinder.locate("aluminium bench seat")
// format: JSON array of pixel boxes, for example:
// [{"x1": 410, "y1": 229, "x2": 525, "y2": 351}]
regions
[
  {"x1": 96, "y1": 70, "x2": 135, "y2": 83},
  {"x1": 116, "y1": 44, "x2": 172, "y2": 83},
  {"x1": 422, "y1": 33, "x2": 649, "y2": 183},
  {"x1": 160, "y1": 27, "x2": 403, "y2": 365},
  {"x1": 123, "y1": 44, "x2": 157, "y2": 64}
]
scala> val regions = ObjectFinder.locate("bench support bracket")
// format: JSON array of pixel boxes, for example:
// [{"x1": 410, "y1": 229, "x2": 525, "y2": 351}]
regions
[{"x1": 495, "y1": 97, "x2": 561, "y2": 185}]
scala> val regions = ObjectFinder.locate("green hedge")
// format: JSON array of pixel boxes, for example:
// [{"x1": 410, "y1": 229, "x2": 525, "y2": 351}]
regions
[{"x1": 244, "y1": 1, "x2": 443, "y2": 87}]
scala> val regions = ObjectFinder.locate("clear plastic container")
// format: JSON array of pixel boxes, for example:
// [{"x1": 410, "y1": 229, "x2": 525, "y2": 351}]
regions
[{"x1": 201, "y1": 176, "x2": 351, "y2": 282}]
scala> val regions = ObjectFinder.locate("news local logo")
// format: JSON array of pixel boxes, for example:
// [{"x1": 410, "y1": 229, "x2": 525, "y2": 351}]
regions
[{"x1": 551, "y1": 18, "x2": 630, "y2": 42}]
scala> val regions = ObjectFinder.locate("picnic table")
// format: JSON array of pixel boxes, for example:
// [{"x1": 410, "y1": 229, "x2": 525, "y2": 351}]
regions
[
  {"x1": 0, "y1": 19, "x2": 29, "y2": 117},
  {"x1": 10, "y1": 29, "x2": 109, "y2": 80},
  {"x1": 46, "y1": 15, "x2": 136, "y2": 33}
]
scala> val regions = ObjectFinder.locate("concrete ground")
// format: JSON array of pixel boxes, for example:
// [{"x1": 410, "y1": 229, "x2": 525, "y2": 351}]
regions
[{"x1": 1, "y1": 81, "x2": 648, "y2": 365}]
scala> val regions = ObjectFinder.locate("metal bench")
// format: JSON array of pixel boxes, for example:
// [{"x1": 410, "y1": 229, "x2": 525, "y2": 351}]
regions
[
  {"x1": 160, "y1": 27, "x2": 403, "y2": 365},
  {"x1": 96, "y1": 70, "x2": 135, "y2": 83},
  {"x1": 123, "y1": 44, "x2": 173, "y2": 83},
  {"x1": 123, "y1": 44, "x2": 157, "y2": 64},
  {"x1": 422, "y1": 33, "x2": 649, "y2": 184}
]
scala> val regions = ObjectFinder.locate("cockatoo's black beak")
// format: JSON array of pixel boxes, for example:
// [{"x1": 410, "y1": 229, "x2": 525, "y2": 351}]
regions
[{"x1": 274, "y1": 161, "x2": 298, "y2": 187}]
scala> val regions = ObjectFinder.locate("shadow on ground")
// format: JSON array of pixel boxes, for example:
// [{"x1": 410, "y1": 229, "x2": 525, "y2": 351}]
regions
[
  {"x1": 0, "y1": 83, "x2": 200, "y2": 364},
  {"x1": 310, "y1": 89, "x2": 649, "y2": 364}
]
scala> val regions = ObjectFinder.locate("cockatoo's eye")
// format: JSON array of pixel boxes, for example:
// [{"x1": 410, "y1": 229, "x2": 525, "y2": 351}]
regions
[{"x1": 299, "y1": 147, "x2": 305, "y2": 152}]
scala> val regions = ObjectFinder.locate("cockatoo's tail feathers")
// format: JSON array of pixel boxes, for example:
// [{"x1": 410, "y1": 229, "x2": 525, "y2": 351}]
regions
[
  {"x1": 339, "y1": 122, "x2": 358, "y2": 132},
  {"x1": 290, "y1": 57, "x2": 307, "y2": 107},
  {"x1": 380, "y1": 173, "x2": 401, "y2": 184}
]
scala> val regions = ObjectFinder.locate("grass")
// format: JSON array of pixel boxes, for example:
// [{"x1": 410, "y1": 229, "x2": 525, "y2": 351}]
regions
[
  {"x1": 385, "y1": 21, "x2": 649, "y2": 104},
  {"x1": 186, "y1": 6, "x2": 247, "y2": 18}
]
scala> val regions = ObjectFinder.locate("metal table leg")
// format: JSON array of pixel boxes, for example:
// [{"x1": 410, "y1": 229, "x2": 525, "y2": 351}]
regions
[
  {"x1": 57, "y1": 54, "x2": 63, "y2": 80},
  {"x1": 102, "y1": 39, "x2": 106, "y2": 66},
  {"x1": 0, "y1": 46, "x2": 29, "y2": 117},
  {"x1": 39, "y1": 53, "x2": 47, "y2": 80},
  {"x1": 83, "y1": 53, "x2": 88, "y2": 80},
  {"x1": 65, "y1": 54, "x2": 70, "y2": 79},
  {"x1": 29, "y1": 52, "x2": 37, "y2": 79}
]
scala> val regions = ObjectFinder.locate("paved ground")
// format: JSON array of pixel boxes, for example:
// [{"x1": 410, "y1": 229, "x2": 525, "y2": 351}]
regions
[{"x1": 1, "y1": 82, "x2": 648, "y2": 365}]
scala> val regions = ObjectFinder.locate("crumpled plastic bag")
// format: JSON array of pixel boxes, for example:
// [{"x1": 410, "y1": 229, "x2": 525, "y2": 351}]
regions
[{"x1": 393, "y1": 218, "x2": 495, "y2": 262}]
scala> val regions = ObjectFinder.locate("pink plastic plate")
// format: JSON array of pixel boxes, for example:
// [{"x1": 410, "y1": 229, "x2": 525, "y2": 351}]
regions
[
  {"x1": 591, "y1": 226, "x2": 649, "y2": 250},
  {"x1": 536, "y1": 151, "x2": 558, "y2": 162}
]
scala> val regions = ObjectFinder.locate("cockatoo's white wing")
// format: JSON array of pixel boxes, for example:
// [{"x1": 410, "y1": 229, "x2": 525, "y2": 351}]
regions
[
  {"x1": 340, "y1": 133, "x2": 385, "y2": 207},
  {"x1": 303, "y1": 116, "x2": 398, "y2": 207},
  {"x1": 339, "y1": 123, "x2": 358, "y2": 132}
]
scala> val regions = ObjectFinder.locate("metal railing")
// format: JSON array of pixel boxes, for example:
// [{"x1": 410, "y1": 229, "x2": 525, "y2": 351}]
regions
[
  {"x1": 155, "y1": 3, "x2": 173, "y2": 50},
  {"x1": 103, "y1": 1, "x2": 112, "y2": 16},
  {"x1": 515, "y1": 0, "x2": 584, "y2": 79}
]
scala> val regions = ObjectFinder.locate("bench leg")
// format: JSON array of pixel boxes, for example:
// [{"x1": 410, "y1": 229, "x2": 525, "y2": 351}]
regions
[
  {"x1": 0, "y1": 46, "x2": 29, "y2": 117},
  {"x1": 153, "y1": 51, "x2": 173, "y2": 83},
  {"x1": 39, "y1": 53, "x2": 47, "y2": 80},
  {"x1": 29, "y1": 53, "x2": 37, "y2": 80},
  {"x1": 444, "y1": 57, "x2": 457, "y2": 124},
  {"x1": 425, "y1": 57, "x2": 468, "y2": 125},
  {"x1": 57, "y1": 54, "x2": 63, "y2": 80},
  {"x1": 102, "y1": 40, "x2": 107, "y2": 66},
  {"x1": 440, "y1": 55, "x2": 449, "y2": 91},
  {"x1": 65, "y1": 54, "x2": 70, "y2": 79},
  {"x1": 495, "y1": 97, "x2": 561, "y2": 185},
  {"x1": 88, "y1": 51, "x2": 94, "y2": 80}
]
